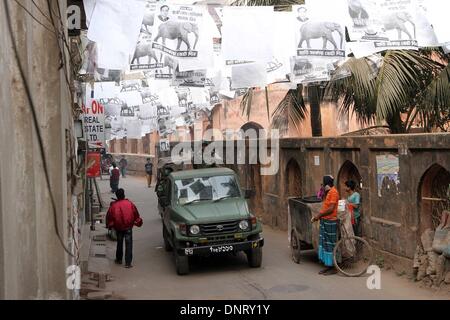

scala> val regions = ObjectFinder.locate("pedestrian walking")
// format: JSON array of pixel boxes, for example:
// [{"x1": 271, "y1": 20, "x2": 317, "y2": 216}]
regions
[
  {"x1": 119, "y1": 156, "x2": 128, "y2": 178},
  {"x1": 311, "y1": 175, "x2": 339, "y2": 275},
  {"x1": 106, "y1": 189, "x2": 143, "y2": 268},
  {"x1": 145, "y1": 158, "x2": 153, "y2": 188},
  {"x1": 110, "y1": 163, "x2": 120, "y2": 193},
  {"x1": 345, "y1": 180, "x2": 361, "y2": 236}
]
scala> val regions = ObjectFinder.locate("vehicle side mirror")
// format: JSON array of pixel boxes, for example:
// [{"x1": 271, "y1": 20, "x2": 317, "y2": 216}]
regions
[{"x1": 244, "y1": 189, "x2": 255, "y2": 199}]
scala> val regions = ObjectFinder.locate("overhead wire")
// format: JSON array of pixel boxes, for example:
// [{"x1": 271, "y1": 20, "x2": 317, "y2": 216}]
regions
[
  {"x1": 12, "y1": 0, "x2": 56, "y2": 35},
  {"x1": 30, "y1": 0, "x2": 53, "y2": 24},
  {"x1": 3, "y1": 0, "x2": 75, "y2": 258}
]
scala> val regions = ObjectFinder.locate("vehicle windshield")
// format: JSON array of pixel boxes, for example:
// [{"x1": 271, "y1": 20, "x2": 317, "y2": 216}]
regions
[{"x1": 174, "y1": 175, "x2": 241, "y2": 205}]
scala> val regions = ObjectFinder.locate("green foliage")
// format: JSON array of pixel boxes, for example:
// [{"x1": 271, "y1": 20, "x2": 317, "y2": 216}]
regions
[{"x1": 234, "y1": 0, "x2": 450, "y2": 134}]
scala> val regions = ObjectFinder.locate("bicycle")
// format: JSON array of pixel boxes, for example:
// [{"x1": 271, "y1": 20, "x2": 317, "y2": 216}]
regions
[{"x1": 332, "y1": 219, "x2": 373, "y2": 277}]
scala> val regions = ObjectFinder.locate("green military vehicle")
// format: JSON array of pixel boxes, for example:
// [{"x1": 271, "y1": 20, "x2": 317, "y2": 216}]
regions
[{"x1": 158, "y1": 167, "x2": 264, "y2": 275}]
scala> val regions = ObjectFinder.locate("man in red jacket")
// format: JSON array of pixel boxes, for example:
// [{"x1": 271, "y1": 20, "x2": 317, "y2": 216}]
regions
[{"x1": 106, "y1": 189, "x2": 143, "y2": 268}]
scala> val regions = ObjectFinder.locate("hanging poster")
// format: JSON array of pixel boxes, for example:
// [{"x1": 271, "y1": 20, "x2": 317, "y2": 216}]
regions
[
  {"x1": 422, "y1": 0, "x2": 450, "y2": 44},
  {"x1": 345, "y1": 0, "x2": 419, "y2": 51},
  {"x1": 172, "y1": 69, "x2": 207, "y2": 87},
  {"x1": 130, "y1": 1, "x2": 165, "y2": 71},
  {"x1": 152, "y1": 4, "x2": 203, "y2": 58},
  {"x1": 376, "y1": 154, "x2": 400, "y2": 197},
  {"x1": 292, "y1": 1, "x2": 346, "y2": 84},
  {"x1": 231, "y1": 62, "x2": 267, "y2": 89},
  {"x1": 221, "y1": 6, "x2": 274, "y2": 62},
  {"x1": 267, "y1": 12, "x2": 295, "y2": 84},
  {"x1": 87, "y1": 0, "x2": 146, "y2": 69},
  {"x1": 414, "y1": 0, "x2": 439, "y2": 47},
  {"x1": 110, "y1": 115, "x2": 125, "y2": 139},
  {"x1": 160, "y1": 139, "x2": 171, "y2": 152},
  {"x1": 124, "y1": 118, "x2": 143, "y2": 139}
]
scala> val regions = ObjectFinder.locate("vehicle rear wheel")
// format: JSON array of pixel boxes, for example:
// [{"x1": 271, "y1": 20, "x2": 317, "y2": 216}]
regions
[
  {"x1": 163, "y1": 226, "x2": 172, "y2": 252},
  {"x1": 175, "y1": 251, "x2": 189, "y2": 275},
  {"x1": 291, "y1": 231, "x2": 301, "y2": 264},
  {"x1": 247, "y1": 247, "x2": 262, "y2": 268}
]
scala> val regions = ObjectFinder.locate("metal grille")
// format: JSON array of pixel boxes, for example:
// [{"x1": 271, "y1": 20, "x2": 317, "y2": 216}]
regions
[{"x1": 200, "y1": 220, "x2": 239, "y2": 235}]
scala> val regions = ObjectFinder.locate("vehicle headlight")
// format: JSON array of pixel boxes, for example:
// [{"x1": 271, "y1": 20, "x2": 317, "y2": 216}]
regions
[
  {"x1": 239, "y1": 220, "x2": 249, "y2": 230},
  {"x1": 189, "y1": 225, "x2": 200, "y2": 235}
]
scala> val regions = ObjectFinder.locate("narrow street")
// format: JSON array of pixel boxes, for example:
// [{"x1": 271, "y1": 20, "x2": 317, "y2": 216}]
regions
[{"x1": 99, "y1": 175, "x2": 446, "y2": 300}]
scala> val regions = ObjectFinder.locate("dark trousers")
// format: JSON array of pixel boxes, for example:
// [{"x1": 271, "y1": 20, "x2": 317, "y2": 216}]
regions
[
  {"x1": 146, "y1": 173, "x2": 152, "y2": 187},
  {"x1": 353, "y1": 217, "x2": 361, "y2": 237},
  {"x1": 116, "y1": 229, "x2": 133, "y2": 265},
  {"x1": 110, "y1": 181, "x2": 119, "y2": 193}
]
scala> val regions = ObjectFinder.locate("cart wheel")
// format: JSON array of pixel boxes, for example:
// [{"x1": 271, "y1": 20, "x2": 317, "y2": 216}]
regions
[
  {"x1": 291, "y1": 231, "x2": 301, "y2": 264},
  {"x1": 333, "y1": 236, "x2": 373, "y2": 277}
]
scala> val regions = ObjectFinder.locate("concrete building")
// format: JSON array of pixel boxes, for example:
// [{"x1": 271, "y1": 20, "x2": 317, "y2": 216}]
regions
[{"x1": 0, "y1": 0, "x2": 80, "y2": 299}]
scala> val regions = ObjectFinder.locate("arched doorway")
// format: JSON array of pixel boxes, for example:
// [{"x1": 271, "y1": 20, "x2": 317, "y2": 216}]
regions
[
  {"x1": 286, "y1": 159, "x2": 302, "y2": 234},
  {"x1": 337, "y1": 160, "x2": 362, "y2": 197},
  {"x1": 240, "y1": 122, "x2": 264, "y2": 137},
  {"x1": 238, "y1": 122, "x2": 264, "y2": 219},
  {"x1": 286, "y1": 159, "x2": 302, "y2": 198},
  {"x1": 418, "y1": 164, "x2": 450, "y2": 234}
]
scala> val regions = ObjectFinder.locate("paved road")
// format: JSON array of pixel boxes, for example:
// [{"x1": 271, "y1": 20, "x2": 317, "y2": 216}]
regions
[{"x1": 99, "y1": 175, "x2": 448, "y2": 300}]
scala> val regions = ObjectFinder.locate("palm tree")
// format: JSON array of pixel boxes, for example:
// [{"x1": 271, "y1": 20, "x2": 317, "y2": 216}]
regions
[
  {"x1": 235, "y1": 0, "x2": 450, "y2": 134},
  {"x1": 326, "y1": 49, "x2": 449, "y2": 133}
]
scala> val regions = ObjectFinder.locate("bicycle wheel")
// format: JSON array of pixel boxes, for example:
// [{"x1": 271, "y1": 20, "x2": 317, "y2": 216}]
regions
[{"x1": 333, "y1": 236, "x2": 373, "y2": 277}]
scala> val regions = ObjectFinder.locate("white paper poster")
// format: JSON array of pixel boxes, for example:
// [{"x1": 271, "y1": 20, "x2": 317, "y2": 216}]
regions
[
  {"x1": 268, "y1": 12, "x2": 296, "y2": 84},
  {"x1": 152, "y1": 4, "x2": 204, "y2": 58},
  {"x1": 345, "y1": 0, "x2": 419, "y2": 51},
  {"x1": 87, "y1": 0, "x2": 146, "y2": 58},
  {"x1": 83, "y1": 0, "x2": 97, "y2": 27},
  {"x1": 292, "y1": 1, "x2": 347, "y2": 83},
  {"x1": 414, "y1": 0, "x2": 439, "y2": 47},
  {"x1": 130, "y1": 1, "x2": 164, "y2": 71},
  {"x1": 424, "y1": 0, "x2": 450, "y2": 44},
  {"x1": 221, "y1": 6, "x2": 274, "y2": 62},
  {"x1": 125, "y1": 118, "x2": 142, "y2": 139},
  {"x1": 231, "y1": 62, "x2": 268, "y2": 89},
  {"x1": 110, "y1": 115, "x2": 125, "y2": 139}
]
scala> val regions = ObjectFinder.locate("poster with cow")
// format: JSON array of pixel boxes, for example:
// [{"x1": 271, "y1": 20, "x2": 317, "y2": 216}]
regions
[
  {"x1": 292, "y1": 1, "x2": 346, "y2": 83},
  {"x1": 345, "y1": 0, "x2": 419, "y2": 51}
]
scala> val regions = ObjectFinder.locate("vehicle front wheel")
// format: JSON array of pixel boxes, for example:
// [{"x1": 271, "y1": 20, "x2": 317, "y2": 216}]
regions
[
  {"x1": 175, "y1": 251, "x2": 189, "y2": 275},
  {"x1": 247, "y1": 247, "x2": 262, "y2": 268},
  {"x1": 291, "y1": 231, "x2": 301, "y2": 264}
]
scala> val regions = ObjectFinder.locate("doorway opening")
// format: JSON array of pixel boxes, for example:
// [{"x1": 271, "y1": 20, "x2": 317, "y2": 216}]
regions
[{"x1": 418, "y1": 164, "x2": 450, "y2": 234}]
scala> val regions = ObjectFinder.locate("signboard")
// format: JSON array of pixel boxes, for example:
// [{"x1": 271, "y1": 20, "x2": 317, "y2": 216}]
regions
[
  {"x1": 376, "y1": 154, "x2": 400, "y2": 197},
  {"x1": 86, "y1": 152, "x2": 101, "y2": 178},
  {"x1": 83, "y1": 87, "x2": 106, "y2": 149}
]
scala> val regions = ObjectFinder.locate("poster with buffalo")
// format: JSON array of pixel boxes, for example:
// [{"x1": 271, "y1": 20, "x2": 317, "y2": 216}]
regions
[
  {"x1": 292, "y1": 1, "x2": 346, "y2": 83},
  {"x1": 345, "y1": 0, "x2": 419, "y2": 51}
]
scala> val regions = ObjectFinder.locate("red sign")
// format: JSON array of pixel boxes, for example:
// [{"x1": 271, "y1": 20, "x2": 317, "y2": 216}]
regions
[{"x1": 86, "y1": 152, "x2": 101, "y2": 178}]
